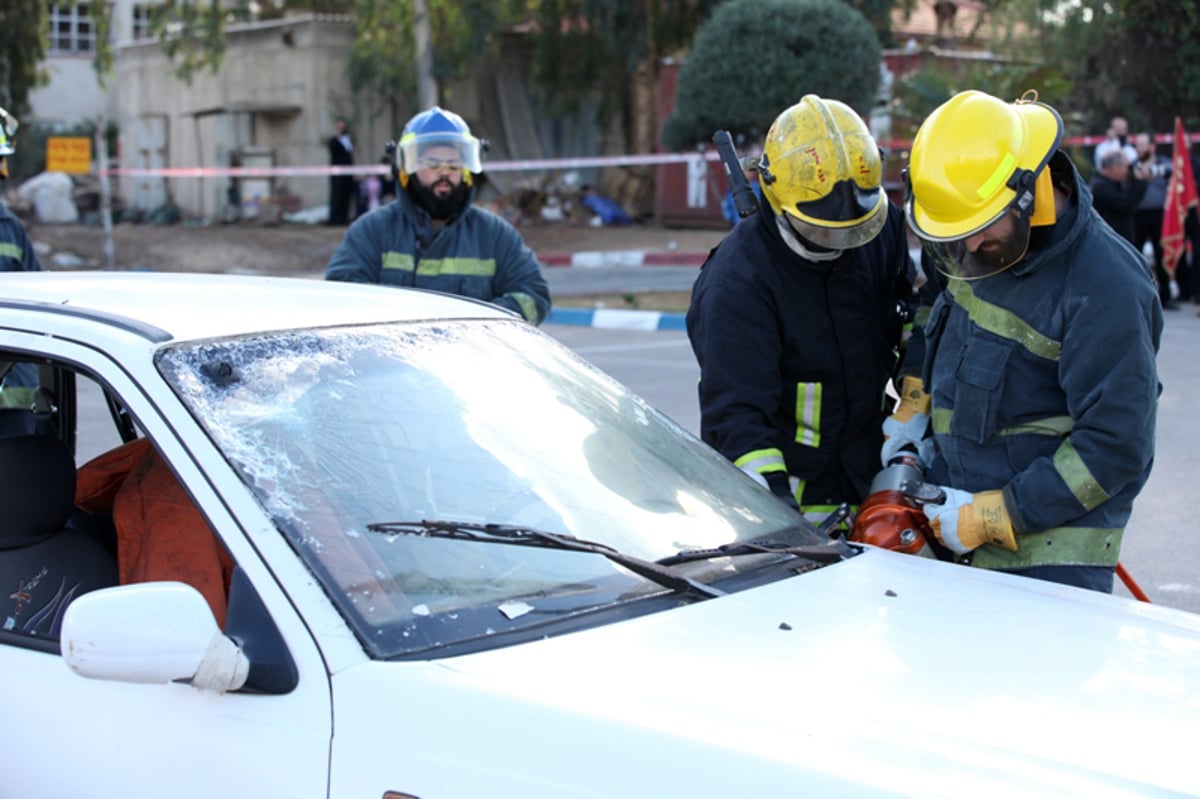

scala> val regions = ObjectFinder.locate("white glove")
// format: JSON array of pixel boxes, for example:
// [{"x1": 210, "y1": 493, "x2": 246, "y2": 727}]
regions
[{"x1": 881, "y1": 411, "x2": 931, "y2": 467}]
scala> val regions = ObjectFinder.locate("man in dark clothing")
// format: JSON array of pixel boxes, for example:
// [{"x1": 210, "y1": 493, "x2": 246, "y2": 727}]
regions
[
  {"x1": 327, "y1": 116, "x2": 355, "y2": 226},
  {"x1": 898, "y1": 90, "x2": 1161, "y2": 593},
  {"x1": 686, "y1": 95, "x2": 925, "y2": 523},
  {"x1": 1, "y1": 106, "x2": 43, "y2": 436},
  {"x1": 1131, "y1": 132, "x2": 1176, "y2": 309},
  {"x1": 1089, "y1": 149, "x2": 1147, "y2": 246},
  {"x1": 0, "y1": 106, "x2": 38, "y2": 274},
  {"x1": 326, "y1": 106, "x2": 550, "y2": 325}
]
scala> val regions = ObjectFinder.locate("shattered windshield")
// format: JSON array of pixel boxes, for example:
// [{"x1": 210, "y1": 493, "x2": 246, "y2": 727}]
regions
[{"x1": 158, "y1": 320, "x2": 823, "y2": 657}]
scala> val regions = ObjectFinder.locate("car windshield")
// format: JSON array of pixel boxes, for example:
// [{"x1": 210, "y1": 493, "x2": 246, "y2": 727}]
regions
[{"x1": 158, "y1": 319, "x2": 828, "y2": 657}]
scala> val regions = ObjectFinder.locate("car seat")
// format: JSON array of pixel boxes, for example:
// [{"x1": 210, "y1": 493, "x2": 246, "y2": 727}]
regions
[{"x1": 0, "y1": 435, "x2": 119, "y2": 637}]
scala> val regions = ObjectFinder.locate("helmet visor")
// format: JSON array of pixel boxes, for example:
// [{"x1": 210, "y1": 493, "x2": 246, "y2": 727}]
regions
[
  {"x1": 918, "y1": 206, "x2": 1031, "y2": 281},
  {"x1": 399, "y1": 132, "x2": 482, "y2": 176}
]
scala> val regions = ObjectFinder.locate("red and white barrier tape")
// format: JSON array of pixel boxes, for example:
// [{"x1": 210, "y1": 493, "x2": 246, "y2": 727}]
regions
[{"x1": 96, "y1": 132, "x2": 1200, "y2": 179}]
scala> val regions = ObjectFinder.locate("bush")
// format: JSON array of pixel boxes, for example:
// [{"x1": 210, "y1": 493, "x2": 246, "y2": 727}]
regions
[{"x1": 661, "y1": 0, "x2": 881, "y2": 152}]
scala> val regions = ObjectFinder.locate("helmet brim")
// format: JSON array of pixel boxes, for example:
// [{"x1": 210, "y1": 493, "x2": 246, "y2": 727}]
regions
[{"x1": 784, "y1": 187, "x2": 887, "y2": 250}]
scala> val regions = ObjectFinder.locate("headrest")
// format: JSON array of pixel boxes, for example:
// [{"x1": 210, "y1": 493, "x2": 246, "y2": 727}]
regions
[{"x1": 0, "y1": 435, "x2": 76, "y2": 549}]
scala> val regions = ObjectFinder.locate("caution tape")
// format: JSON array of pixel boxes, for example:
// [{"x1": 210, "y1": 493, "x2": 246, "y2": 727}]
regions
[
  {"x1": 96, "y1": 132, "x2": 1200, "y2": 179},
  {"x1": 101, "y1": 150, "x2": 726, "y2": 179}
]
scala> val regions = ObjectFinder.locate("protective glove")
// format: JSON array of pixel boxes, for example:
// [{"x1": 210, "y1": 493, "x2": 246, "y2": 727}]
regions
[
  {"x1": 881, "y1": 376, "x2": 932, "y2": 467},
  {"x1": 923, "y1": 488, "x2": 1018, "y2": 555},
  {"x1": 764, "y1": 472, "x2": 801, "y2": 512}
]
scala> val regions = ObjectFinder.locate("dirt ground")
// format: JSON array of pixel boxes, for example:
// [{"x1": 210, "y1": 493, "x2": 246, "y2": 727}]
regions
[{"x1": 24, "y1": 218, "x2": 727, "y2": 278}]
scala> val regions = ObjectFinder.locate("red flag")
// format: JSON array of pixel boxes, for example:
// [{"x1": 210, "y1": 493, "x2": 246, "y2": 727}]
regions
[{"x1": 1161, "y1": 117, "x2": 1198, "y2": 278}]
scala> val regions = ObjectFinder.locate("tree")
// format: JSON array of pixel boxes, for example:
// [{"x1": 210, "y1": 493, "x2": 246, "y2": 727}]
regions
[
  {"x1": 520, "y1": 0, "x2": 722, "y2": 155},
  {"x1": 660, "y1": 0, "x2": 881, "y2": 152},
  {"x1": 0, "y1": 0, "x2": 48, "y2": 116},
  {"x1": 347, "y1": 0, "x2": 507, "y2": 132}
]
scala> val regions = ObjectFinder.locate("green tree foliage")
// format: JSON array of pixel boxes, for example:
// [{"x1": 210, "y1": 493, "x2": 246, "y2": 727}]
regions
[
  {"x1": 1066, "y1": 1, "x2": 1200, "y2": 135},
  {"x1": 522, "y1": 0, "x2": 721, "y2": 123},
  {"x1": 347, "y1": 0, "x2": 504, "y2": 125},
  {"x1": 660, "y1": 0, "x2": 881, "y2": 152},
  {"x1": 0, "y1": 0, "x2": 48, "y2": 115}
]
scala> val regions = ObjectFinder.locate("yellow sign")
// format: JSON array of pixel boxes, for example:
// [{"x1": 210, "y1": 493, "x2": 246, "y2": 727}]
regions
[{"x1": 46, "y1": 136, "x2": 92, "y2": 174}]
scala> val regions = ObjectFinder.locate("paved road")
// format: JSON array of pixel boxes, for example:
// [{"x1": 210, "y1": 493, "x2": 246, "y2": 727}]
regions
[{"x1": 546, "y1": 304, "x2": 1200, "y2": 615}]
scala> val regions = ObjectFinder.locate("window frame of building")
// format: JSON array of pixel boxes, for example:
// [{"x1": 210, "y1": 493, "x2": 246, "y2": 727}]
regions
[{"x1": 47, "y1": 1, "x2": 96, "y2": 55}]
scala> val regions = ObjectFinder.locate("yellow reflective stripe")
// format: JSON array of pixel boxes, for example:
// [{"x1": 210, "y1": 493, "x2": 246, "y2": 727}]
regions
[
  {"x1": 0, "y1": 242, "x2": 22, "y2": 260},
  {"x1": 381, "y1": 254, "x2": 497, "y2": 278},
  {"x1": 978, "y1": 153, "x2": 1016, "y2": 199},
  {"x1": 734, "y1": 448, "x2": 786, "y2": 475},
  {"x1": 417, "y1": 257, "x2": 496, "y2": 277},
  {"x1": 948, "y1": 281, "x2": 1061, "y2": 361},
  {"x1": 382, "y1": 252, "x2": 415, "y2": 272},
  {"x1": 0, "y1": 387, "x2": 36, "y2": 409},
  {"x1": 794, "y1": 382, "x2": 822, "y2": 448},
  {"x1": 1053, "y1": 438, "x2": 1110, "y2": 510},
  {"x1": 934, "y1": 409, "x2": 1075, "y2": 438},
  {"x1": 998, "y1": 415, "x2": 1074, "y2": 436},
  {"x1": 507, "y1": 291, "x2": 538, "y2": 323},
  {"x1": 970, "y1": 526, "x2": 1123, "y2": 569}
]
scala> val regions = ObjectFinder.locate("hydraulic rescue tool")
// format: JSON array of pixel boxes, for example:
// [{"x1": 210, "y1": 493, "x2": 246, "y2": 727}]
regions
[
  {"x1": 849, "y1": 454, "x2": 944, "y2": 559},
  {"x1": 849, "y1": 454, "x2": 1153, "y2": 602}
]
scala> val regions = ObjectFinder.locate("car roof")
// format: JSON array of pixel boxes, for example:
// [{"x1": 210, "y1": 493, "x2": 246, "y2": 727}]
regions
[{"x1": 0, "y1": 271, "x2": 512, "y2": 342}]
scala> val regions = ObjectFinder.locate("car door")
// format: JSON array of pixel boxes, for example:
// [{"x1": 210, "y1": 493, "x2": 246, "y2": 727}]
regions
[{"x1": 0, "y1": 334, "x2": 335, "y2": 798}]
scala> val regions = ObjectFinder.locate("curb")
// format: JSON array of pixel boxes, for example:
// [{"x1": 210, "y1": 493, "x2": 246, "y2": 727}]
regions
[
  {"x1": 546, "y1": 307, "x2": 687, "y2": 331},
  {"x1": 539, "y1": 249, "x2": 709, "y2": 268}
]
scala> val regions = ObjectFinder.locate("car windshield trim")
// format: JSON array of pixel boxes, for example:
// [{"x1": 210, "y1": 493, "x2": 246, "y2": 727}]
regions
[{"x1": 367, "y1": 519, "x2": 727, "y2": 600}]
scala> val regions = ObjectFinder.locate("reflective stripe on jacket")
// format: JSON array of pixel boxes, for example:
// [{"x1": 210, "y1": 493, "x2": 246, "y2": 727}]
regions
[
  {"x1": 922, "y1": 159, "x2": 1162, "y2": 570},
  {"x1": 1, "y1": 205, "x2": 41, "y2": 272},
  {"x1": 324, "y1": 190, "x2": 551, "y2": 325},
  {"x1": 687, "y1": 202, "x2": 916, "y2": 508}
]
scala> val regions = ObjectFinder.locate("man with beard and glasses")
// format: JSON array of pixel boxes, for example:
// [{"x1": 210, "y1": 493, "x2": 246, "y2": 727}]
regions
[
  {"x1": 889, "y1": 89, "x2": 1162, "y2": 593},
  {"x1": 686, "y1": 95, "x2": 929, "y2": 525},
  {"x1": 325, "y1": 106, "x2": 550, "y2": 325}
]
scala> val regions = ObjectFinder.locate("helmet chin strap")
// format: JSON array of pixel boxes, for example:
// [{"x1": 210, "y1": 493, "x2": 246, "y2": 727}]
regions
[{"x1": 775, "y1": 215, "x2": 843, "y2": 262}]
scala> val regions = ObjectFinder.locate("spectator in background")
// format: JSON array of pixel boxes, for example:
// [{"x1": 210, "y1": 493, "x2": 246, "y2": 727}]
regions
[
  {"x1": 1089, "y1": 149, "x2": 1147, "y2": 246},
  {"x1": 327, "y1": 116, "x2": 355, "y2": 226},
  {"x1": 1094, "y1": 115, "x2": 1137, "y2": 170},
  {"x1": 1131, "y1": 132, "x2": 1177, "y2": 309}
]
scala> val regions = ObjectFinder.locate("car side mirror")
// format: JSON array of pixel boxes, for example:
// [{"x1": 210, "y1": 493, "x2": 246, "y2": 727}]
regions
[{"x1": 60, "y1": 581, "x2": 249, "y2": 694}]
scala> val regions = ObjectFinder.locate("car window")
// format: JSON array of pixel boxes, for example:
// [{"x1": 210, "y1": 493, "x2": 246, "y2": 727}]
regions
[
  {"x1": 0, "y1": 352, "x2": 233, "y2": 648},
  {"x1": 158, "y1": 320, "x2": 825, "y2": 658}
]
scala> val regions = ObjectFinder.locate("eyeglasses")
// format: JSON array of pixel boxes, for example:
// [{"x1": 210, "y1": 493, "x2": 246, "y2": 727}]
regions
[{"x1": 417, "y1": 156, "x2": 464, "y2": 172}]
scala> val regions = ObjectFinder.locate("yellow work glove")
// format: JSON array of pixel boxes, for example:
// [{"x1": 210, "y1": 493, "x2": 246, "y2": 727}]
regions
[
  {"x1": 923, "y1": 488, "x2": 1017, "y2": 555},
  {"x1": 881, "y1": 376, "x2": 933, "y2": 467}
]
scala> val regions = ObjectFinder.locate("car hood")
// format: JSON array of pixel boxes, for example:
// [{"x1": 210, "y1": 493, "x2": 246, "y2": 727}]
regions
[{"x1": 331, "y1": 549, "x2": 1200, "y2": 797}]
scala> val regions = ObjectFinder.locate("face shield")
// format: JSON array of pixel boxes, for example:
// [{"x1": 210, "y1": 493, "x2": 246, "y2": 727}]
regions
[
  {"x1": 398, "y1": 132, "x2": 483, "y2": 178},
  {"x1": 779, "y1": 181, "x2": 888, "y2": 251},
  {"x1": 908, "y1": 164, "x2": 1050, "y2": 281}
]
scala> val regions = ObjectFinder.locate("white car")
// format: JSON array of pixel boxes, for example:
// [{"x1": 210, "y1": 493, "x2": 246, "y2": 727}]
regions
[{"x1": 1, "y1": 271, "x2": 1197, "y2": 798}]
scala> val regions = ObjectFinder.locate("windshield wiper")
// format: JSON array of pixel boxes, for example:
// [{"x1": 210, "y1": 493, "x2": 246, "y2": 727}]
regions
[
  {"x1": 656, "y1": 535, "x2": 856, "y2": 567},
  {"x1": 366, "y1": 519, "x2": 726, "y2": 600}
]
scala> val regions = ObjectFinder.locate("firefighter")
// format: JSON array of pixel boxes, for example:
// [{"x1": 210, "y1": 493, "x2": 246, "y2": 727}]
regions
[
  {"x1": 889, "y1": 89, "x2": 1162, "y2": 592},
  {"x1": 325, "y1": 106, "x2": 550, "y2": 325},
  {"x1": 686, "y1": 95, "x2": 924, "y2": 522},
  {"x1": 0, "y1": 107, "x2": 42, "y2": 435},
  {"x1": 0, "y1": 106, "x2": 39, "y2": 273}
]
